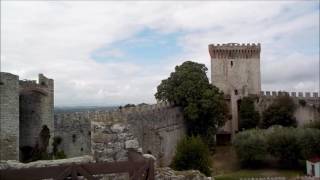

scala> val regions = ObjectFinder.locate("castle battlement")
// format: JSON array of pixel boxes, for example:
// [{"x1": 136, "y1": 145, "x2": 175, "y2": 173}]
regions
[
  {"x1": 260, "y1": 91, "x2": 319, "y2": 99},
  {"x1": 19, "y1": 74, "x2": 53, "y2": 88},
  {"x1": 54, "y1": 102, "x2": 176, "y2": 124},
  {"x1": 120, "y1": 101, "x2": 173, "y2": 112},
  {"x1": 19, "y1": 80, "x2": 46, "y2": 88},
  {"x1": 208, "y1": 43, "x2": 261, "y2": 58}
]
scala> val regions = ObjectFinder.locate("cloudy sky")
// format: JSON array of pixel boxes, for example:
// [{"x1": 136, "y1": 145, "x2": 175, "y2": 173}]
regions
[{"x1": 1, "y1": 1, "x2": 319, "y2": 106}]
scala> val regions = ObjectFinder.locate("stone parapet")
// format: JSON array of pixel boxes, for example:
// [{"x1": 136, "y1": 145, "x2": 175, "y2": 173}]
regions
[
  {"x1": 208, "y1": 43, "x2": 260, "y2": 58},
  {"x1": 260, "y1": 91, "x2": 319, "y2": 99}
]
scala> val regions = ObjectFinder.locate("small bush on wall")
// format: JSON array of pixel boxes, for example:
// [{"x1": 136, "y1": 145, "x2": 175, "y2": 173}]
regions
[
  {"x1": 261, "y1": 95, "x2": 297, "y2": 128},
  {"x1": 298, "y1": 99, "x2": 306, "y2": 107}
]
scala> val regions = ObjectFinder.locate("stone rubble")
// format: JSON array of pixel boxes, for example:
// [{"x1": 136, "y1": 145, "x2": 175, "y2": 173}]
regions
[{"x1": 156, "y1": 167, "x2": 212, "y2": 180}]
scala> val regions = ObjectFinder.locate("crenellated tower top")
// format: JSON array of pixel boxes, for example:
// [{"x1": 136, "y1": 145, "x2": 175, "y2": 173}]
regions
[{"x1": 208, "y1": 43, "x2": 261, "y2": 59}]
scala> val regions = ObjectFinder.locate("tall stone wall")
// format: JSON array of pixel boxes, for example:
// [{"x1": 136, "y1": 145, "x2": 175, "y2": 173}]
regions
[
  {"x1": 0, "y1": 72, "x2": 20, "y2": 160},
  {"x1": 54, "y1": 103, "x2": 186, "y2": 166},
  {"x1": 219, "y1": 91, "x2": 319, "y2": 137},
  {"x1": 259, "y1": 91, "x2": 320, "y2": 126}
]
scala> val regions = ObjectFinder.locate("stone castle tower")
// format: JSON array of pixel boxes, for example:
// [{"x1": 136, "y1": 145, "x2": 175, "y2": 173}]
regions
[
  {"x1": 209, "y1": 43, "x2": 319, "y2": 144},
  {"x1": 209, "y1": 43, "x2": 261, "y2": 140},
  {"x1": 0, "y1": 73, "x2": 54, "y2": 161},
  {"x1": 209, "y1": 43, "x2": 261, "y2": 96}
]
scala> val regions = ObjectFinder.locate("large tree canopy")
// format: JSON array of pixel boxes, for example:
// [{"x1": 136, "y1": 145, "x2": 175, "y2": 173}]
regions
[{"x1": 155, "y1": 61, "x2": 228, "y2": 145}]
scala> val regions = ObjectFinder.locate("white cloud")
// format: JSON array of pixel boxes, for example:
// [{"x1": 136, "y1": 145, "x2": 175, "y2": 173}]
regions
[{"x1": 1, "y1": 1, "x2": 319, "y2": 106}]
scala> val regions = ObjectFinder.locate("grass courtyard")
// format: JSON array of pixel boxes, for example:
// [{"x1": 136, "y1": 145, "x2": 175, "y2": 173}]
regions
[{"x1": 212, "y1": 146, "x2": 304, "y2": 180}]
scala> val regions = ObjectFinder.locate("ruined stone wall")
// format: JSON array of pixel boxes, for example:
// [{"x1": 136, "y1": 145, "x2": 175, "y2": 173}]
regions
[
  {"x1": 54, "y1": 112, "x2": 91, "y2": 158},
  {"x1": 259, "y1": 91, "x2": 320, "y2": 126},
  {"x1": 50, "y1": 103, "x2": 185, "y2": 166},
  {"x1": 0, "y1": 72, "x2": 20, "y2": 160},
  {"x1": 91, "y1": 103, "x2": 186, "y2": 166},
  {"x1": 19, "y1": 74, "x2": 54, "y2": 155}
]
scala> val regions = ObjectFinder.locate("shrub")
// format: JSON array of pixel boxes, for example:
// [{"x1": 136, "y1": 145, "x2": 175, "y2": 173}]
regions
[
  {"x1": 298, "y1": 128, "x2": 320, "y2": 159},
  {"x1": 261, "y1": 95, "x2": 297, "y2": 128},
  {"x1": 234, "y1": 127, "x2": 320, "y2": 168},
  {"x1": 304, "y1": 120, "x2": 320, "y2": 129},
  {"x1": 233, "y1": 129, "x2": 267, "y2": 167},
  {"x1": 298, "y1": 99, "x2": 306, "y2": 106},
  {"x1": 55, "y1": 150, "x2": 67, "y2": 159},
  {"x1": 52, "y1": 136, "x2": 67, "y2": 159},
  {"x1": 171, "y1": 136, "x2": 212, "y2": 176},
  {"x1": 124, "y1": 104, "x2": 135, "y2": 108},
  {"x1": 266, "y1": 127, "x2": 301, "y2": 167},
  {"x1": 239, "y1": 97, "x2": 260, "y2": 130}
]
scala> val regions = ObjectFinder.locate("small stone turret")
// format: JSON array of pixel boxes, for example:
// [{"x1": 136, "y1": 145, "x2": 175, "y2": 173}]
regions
[{"x1": 19, "y1": 74, "x2": 54, "y2": 160}]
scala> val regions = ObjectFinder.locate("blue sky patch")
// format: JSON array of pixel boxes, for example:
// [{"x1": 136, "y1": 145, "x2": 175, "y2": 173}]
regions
[{"x1": 91, "y1": 28, "x2": 184, "y2": 64}]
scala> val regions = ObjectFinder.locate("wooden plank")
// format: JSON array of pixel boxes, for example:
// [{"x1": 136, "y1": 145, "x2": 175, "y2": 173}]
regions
[
  {"x1": 55, "y1": 166, "x2": 72, "y2": 180},
  {"x1": 77, "y1": 165, "x2": 98, "y2": 180},
  {"x1": 0, "y1": 158, "x2": 154, "y2": 180}
]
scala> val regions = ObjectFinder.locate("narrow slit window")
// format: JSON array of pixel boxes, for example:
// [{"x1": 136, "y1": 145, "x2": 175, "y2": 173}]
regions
[{"x1": 231, "y1": 61, "x2": 233, "y2": 67}]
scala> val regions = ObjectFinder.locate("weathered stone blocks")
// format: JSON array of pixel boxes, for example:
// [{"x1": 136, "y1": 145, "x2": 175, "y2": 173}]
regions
[
  {"x1": 125, "y1": 139, "x2": 139, "y2": 149},
  {"x1": 0, "y1": 72, "x2": 19, "y2": 160}
]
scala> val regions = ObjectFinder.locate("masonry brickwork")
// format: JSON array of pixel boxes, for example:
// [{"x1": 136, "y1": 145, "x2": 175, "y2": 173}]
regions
[{"x1": 0, "y1": 72, "x2": 54, "y2": 161}]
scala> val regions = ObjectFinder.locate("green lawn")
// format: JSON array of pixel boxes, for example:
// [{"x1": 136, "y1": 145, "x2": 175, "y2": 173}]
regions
[{"x1": 214, "y1": 169, "x2": 303, "y2": 180}]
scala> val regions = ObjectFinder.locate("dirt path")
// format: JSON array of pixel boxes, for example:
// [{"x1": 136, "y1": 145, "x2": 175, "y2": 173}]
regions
[{"x1": 211, "y1": 146, "x2": 240, "y2": 175}]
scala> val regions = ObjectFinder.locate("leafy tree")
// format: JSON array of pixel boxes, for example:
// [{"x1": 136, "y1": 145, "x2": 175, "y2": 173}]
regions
[
  {"x1": 155, "y1": 61, "x2": 228, "y2": 145},
  {"x1": 261, "y1": 95, "x2": 297, "y2": 128},
  {"x1": 124, "y1": 104, "x2": 135, "y2": 108},
  {"x1": 233, "y1": 129, "x2": 267, "y2": 167},
  {"x1": 239, "y1": 97, "x2": 260, "y2": 130},
  {"x1": 171, "y1": 136, "x2": 212, "y2": 176},
  {"x1": 234, "y1": 127, "x2": 320, "y2": 168}
]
